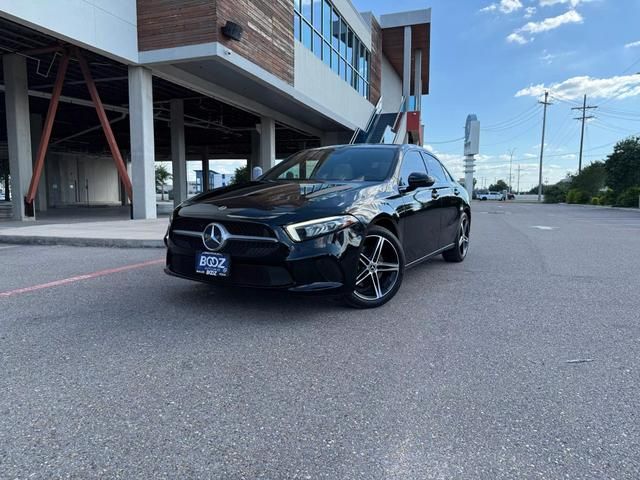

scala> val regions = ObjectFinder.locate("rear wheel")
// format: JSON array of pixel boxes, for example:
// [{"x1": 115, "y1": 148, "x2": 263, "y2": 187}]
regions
[
  {"x1": 442, "y1": 212, "x2": 470, "y2": 263},
  {"x1": 344, "y1": 226, "x2": 405, "y2": 309}
]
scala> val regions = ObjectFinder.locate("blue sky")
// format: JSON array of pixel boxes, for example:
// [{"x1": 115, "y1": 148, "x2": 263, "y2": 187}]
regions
[{"x1": 352, "y1": 0, "x2": 640, "y2": 189}]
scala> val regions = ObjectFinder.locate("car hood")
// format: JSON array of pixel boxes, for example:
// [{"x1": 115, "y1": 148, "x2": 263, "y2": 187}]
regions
[{"x1": 175, "y1": 180, "x2": 389, "y2": 225}]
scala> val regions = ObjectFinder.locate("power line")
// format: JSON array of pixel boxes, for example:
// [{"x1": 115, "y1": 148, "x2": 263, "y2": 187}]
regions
[{"x1": 427, "y1": 136, "x2": 464, "y2": 144}]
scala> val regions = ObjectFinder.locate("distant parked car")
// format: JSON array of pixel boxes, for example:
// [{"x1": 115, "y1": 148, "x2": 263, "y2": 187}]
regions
[{"x1": 478, "y1": 191, "x2": 505, "y2": 201}]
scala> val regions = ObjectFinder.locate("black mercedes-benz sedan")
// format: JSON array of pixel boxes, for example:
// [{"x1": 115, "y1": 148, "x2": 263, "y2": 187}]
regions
[{"x1": 165, "y1": 144, "x2": 470, "y2": 308}]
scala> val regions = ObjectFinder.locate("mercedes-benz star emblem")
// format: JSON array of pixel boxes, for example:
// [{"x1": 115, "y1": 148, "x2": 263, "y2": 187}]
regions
[{"x1": 202, "y1": 223, "x2": 229, "y2": 251}]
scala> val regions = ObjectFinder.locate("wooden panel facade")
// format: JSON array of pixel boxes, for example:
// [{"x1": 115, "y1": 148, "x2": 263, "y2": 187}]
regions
[
  {"x1": 381, "y1": 24, "x2": 430, "y2": 95},
  {"x1": 137, "y1": 0, "x2": 295, "y2": 85},
  {"x1": 369, "y1": 16, "x2": 382, "y2": 106},
  {"x1": 216, "y1": 0, "x2": 294, "y2": 85},
  {"x1": 137, "y1": 0, "x2": 217, "y2": 51}
]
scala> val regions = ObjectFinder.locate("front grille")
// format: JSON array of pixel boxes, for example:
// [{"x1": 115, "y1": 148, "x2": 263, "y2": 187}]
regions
[{"x1": 172, "y1": 218, "x2": 275, "y2": 238}]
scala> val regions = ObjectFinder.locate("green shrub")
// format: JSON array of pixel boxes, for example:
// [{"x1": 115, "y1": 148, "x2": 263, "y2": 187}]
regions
[
  {"x1": 600, "y1": 189, "x2": 617, "y2": 205},
  {"x1": 543, "y1": 184, "x2": 567, "y2": 203},
  {"x1": 591, "y1": 197, "x2": 600, "y2": 205},
  {"x1": 566, "y1": 189, "x2": 590, "y2": 204},
  {"x1": 615, "y1": 187, "x2": 640, "y2": 208}
]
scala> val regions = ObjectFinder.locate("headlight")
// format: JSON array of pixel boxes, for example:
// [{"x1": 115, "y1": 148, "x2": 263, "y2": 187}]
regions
[{"x1": 285, "y1": 215, "x2": 359, "y2": 242}]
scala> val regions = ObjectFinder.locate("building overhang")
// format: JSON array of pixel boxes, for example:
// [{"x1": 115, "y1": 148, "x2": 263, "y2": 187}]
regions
[
  {"x1": 141, "y1": 42, "x2": 370, "y2": 136},
  {"x1": 379, "y1": 9, "x2": 431, "y2": 95}
]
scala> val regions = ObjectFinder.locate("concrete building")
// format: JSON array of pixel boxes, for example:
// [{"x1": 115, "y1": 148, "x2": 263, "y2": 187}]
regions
[{"x1": 0, "y1": 0, "x2": 431, "y2": 221}]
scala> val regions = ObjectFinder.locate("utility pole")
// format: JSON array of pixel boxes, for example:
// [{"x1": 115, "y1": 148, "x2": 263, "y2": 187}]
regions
[
  {"x1": 572, "y1": 94, "x2": 597, "y2": 174},
  {"x1": 517, "y1": 164, "x2": 521, "y2": 194},
  {"x1": 507, "y1": 148, "x2": 516, "y2": 193},
  {"x1": 538, "y1": 91, "x2": 551, "y2": 202}
]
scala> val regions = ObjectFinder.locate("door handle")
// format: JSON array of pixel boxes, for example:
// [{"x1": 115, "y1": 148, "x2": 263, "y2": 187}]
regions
[{"x1": 454, "y1": 188, "x2": 460, "y2": 196}]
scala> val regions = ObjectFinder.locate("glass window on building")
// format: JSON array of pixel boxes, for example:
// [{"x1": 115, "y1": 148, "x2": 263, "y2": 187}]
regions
[
  {"x1": 294, "y1": 13, "x2": 300, "y2": 42},
  {"x1": 313, "y1": 32, "x2": 322, "y2": 60},
  {"x1": 331, "y1": 9, "x2": 340, "y2": 49},
  {"x1": 322, "y1": 1, "x2": 331, "y2": 37},
  {"x1": 302, "y1": 21, "x2": 312, "y2": 49},
  {"x1": 339, "y1": 19, "x2": 347, "y2": 57},
  {"x1": 312, "y1": 0, "x2": 322, "y2": 30},
  {"x1": 331, "y1": 48, "x2": 339, "y2": 74},
  {"x1": 294, "y1": 0, "x2": 371, "y2": 100},
  {"x1": 302, "y1": 0, "x2": 312, "y2": 22},
  {"x1": 323, "y1": 41, "x2": 331, "y2": 66},
  {"x1": 347, "y1": 28, "x2": 354, "y2": 66}
]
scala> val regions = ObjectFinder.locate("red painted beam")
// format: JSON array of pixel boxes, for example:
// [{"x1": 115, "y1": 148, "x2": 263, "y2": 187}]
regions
[
  {"x1": 75, "y1": 49, "x2": 133, "y2": 201},
  {"x1": 25, "y1": 52, "x2": 70, "y2": 212}
]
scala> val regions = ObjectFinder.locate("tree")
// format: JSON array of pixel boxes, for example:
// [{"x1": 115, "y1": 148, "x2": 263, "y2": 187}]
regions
[
  {"x1": 488, "y1": 179, "x2": 508, "y2": 191},
  {"x1": 605, "y1": 136, "x2": 640, "y2": 193},
  {"x1": 230, "y1": 164, "x2": 250, "y2": 186},
  {"x1": 155, "y1": 164, "x2": 172, "y2": 201},
  {"x1": 570, "y1": 161, "x2": 606, "y2": 198}
]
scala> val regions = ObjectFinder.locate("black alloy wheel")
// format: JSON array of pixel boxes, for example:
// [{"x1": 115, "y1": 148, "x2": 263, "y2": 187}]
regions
[
  {"x1": 344, "y1": 226, "x2": 405, "y2": 309},
  {"x1": 443, "y1": 212, "x2": 470, "y2": 263}
]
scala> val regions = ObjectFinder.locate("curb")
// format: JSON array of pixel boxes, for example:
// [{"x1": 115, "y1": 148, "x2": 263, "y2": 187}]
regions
[{"x1": 0, "y1": 235, "x2": 165, "y2": 249}]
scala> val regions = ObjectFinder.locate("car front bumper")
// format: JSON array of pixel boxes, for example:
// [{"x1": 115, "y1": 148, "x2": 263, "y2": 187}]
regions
[{"x1": 164, "y1": 223, "x2": 365, "y2": 293}]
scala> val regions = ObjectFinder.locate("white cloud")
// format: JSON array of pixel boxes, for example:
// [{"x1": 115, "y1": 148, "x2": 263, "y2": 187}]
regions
[
  {"x1": 625, "y1": 40, "x2": 640, "y2": 49},
  {"x1": 507, "y1": 32, "x2": 530, "y2": 44},
  {"x1": 515, "y1": 74, "x2": 640, "y2": 100},
  {"x1": 480, "y1": 0, "x2": 523, "y2": 14},
  {"x1": 520, "y1": 9, "x2": 583, "y2": 34},
  {"x1": 524, "y1": 7, "x2": 537, "y2": 18},
  {"x1": 539, "y1": 0, "x2": 592, "y2": 7},
  {"x1": 507, "y1": 9, "x2": 583, "y2": 44}
]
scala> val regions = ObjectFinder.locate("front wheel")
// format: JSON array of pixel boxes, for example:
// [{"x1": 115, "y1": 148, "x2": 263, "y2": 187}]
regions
[
  {"x1": 442, "y1": 212, "x2": 470, "y2": 263},
  {"x1": 344, "y1": 226, "x2": 405, "y2": 309}
]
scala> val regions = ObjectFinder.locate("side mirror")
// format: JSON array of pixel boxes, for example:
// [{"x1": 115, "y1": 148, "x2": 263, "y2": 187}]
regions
[{"x1": 407, "y1": 172, "x2": 436, "y2": 190}]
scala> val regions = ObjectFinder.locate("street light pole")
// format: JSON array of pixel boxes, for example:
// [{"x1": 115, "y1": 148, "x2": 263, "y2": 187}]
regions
[{"x1": 507, "y1": 148, "x2": 516, "y2": 193}]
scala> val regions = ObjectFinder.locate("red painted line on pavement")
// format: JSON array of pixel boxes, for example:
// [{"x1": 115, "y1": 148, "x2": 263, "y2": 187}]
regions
[{"x1": 0, "y1": 259, "x2": 164, "y2": 298}]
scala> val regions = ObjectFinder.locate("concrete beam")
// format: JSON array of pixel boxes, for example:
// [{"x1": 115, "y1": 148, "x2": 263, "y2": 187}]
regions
[
  {"x1": 170, "y1": 99, "x2": 187, "y2": 207},
  {"x1": 3, "y1": 55, "x2": 33, "y2": 220},
  {"x1": 128, "y1": 66, "x2": 156, "y2": 219}
]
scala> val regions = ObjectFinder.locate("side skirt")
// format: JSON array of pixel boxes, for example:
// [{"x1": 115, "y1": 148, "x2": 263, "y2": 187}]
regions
[{"x1": 405, "y1": 243, "x2": 456, "y2": 269}]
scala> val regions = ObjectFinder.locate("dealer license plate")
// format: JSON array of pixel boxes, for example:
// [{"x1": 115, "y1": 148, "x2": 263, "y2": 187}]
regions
[{"x1": 195, "y1": 251, "x2": 231, "y2": 277}]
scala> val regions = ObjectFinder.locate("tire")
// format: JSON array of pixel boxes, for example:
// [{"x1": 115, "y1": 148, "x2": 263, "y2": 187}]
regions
[
  {"x1": 442, "y1": 212, "x2": 470, "y2": 263},
  {"x1": 344, "y1": 226, "x2": 405, "y2": 309}
]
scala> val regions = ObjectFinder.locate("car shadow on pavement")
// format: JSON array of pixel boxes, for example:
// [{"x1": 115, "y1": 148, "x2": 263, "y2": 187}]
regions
[{"x1": 162, "y1": 281, "x2": 347, "y2": 318}]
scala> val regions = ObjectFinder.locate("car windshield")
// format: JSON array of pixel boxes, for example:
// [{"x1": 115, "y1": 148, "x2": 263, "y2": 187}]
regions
[{"x1": 263, "y1": 147, "x2": 398, "y2": 182}]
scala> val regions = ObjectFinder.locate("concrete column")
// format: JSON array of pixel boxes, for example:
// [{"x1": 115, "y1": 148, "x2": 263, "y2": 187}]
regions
[
  {"x1": 402, "y1": 26, "x2": 412, "y2": 102},
  {"x1": 30, "y1": 114, "x2": 47, "y2": 212},
  {"x1": 413, "y1": 49, "x2": 422, "y2": 113},
  {"x1": 128, "y1": 66, "x2": 156, "y2": 219},
  {"x1": 258, "y1": 116, "x2": 276, "y2": 171},
  {"x1": 201, "y1": 147, "x2": 210, "y2": 192},
  {"x1": 250, "y1": 129, "x2": 260, "y2": 172},
  {"x1": 3, "y1": 55, "x2": 33, "y2": 220},
  {"x1": 170, "y1": 99, "x2": 187, "y2": 207}
]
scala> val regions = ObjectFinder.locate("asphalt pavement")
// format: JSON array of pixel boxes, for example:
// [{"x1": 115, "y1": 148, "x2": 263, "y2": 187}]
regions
[{"x1": 1, "y1": 203, "x2": 639, "y2": 479}]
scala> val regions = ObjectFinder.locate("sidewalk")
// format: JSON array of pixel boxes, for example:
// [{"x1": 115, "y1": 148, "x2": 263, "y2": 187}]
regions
[{"x1": 0, "y1": 218, "x2": 168, "y2": 248}]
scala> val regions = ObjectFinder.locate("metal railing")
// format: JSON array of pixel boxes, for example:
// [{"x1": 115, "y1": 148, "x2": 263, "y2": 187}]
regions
[{"x1": 349, "y1": 96, "x2": 384, "y2": 144}]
